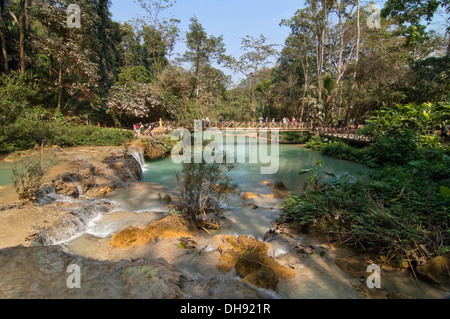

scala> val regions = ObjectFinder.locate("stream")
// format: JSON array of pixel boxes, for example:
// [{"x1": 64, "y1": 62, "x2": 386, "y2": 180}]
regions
[{"x1": 1, "y1": 141, "x2": 447, "y2": 299}]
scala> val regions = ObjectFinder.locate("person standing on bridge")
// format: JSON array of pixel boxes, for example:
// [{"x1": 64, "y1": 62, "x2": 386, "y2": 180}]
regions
[
  {"x1": 206, "y1": 117, "x2": 210, "y2": 128},
  {"x1": 219, "y1": 116, "x2": 224, "y2": 129}
]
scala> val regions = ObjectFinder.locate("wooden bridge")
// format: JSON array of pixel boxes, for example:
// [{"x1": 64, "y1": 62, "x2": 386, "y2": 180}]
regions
[{"x1": 140, "y1": 119, "x2": 376, "y2": 145}]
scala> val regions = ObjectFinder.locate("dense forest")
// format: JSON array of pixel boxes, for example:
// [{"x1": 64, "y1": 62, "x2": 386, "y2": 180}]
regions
[
  {"x1": 0, "y1": 0, "x2": 448, "y2": 144},
  {"x1": 1, "y1": 0, "x2": 449, "y2": 273}
]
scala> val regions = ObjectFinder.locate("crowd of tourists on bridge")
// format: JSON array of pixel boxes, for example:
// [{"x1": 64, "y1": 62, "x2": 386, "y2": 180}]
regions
[{"x1": 131, "y1": 115, "x2": 367, "y2": 137}]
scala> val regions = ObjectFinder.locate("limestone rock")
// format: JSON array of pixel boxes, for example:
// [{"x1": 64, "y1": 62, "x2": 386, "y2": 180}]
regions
[
  {"x1": 261, "y1": 180, "x2": 274, "y2": 187},
  {"x1": 131, "y1": 140, "x2": 168, "y2": 160},
  {"x1": 52, "y1": 180, "x2": 79, "y2": 198},
  {"x1": 0, "y1": 245, "x2": 187, "y2": 299},
  {"x1": 50, "y1": 154, "x2": 142, "y2": 199},
  {"x1": 215, "y1": 235, "x2": 294, "y2": 290},
  {"x1": 217, "y1": 250, "x2": 240, "y2": 272},
  {"x1": 236, "y1": 252, "x2": 295, "y2": 279},
  {"x1": 240, "y1": 192, "x2": 259, "y2": 200},
  {"x1": 416, "y1": 256, "x2": 450, "y2": 286},
  {"x1": 236, "y1": 235, "x2": 269, "y2": 254},
  {"x1": 241, "y1": 267, "x2": 279, "y2": 291},
  {"x1": 110, "y1": 214, "x2": 195, "y2": 249}
]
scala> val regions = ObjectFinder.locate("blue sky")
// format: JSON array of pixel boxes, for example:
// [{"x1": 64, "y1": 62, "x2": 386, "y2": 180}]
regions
[
  {"x1": 110, "y1": 0, "x2": 307, "y2": 83},
  {"x1": 109, "y1": 0, "x2": 446, "y2": 83}
]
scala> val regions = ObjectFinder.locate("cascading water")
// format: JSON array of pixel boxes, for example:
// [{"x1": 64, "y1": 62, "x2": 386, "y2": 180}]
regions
[
  {"x1": 129, "y1": 147, "x2": 145, "y2": 170},
  {"x1": 36, "y1": 200, "x2": 115, "y2": 246},
  {"x1": 26, "y1": 141, "x2": 446, "y2": 299},
  {"x1": 36, "y1": 185, "x2": 70, "y2": 205},
  {"x1": 30, "y1": 146, "x2": 148, "y2": 249}
]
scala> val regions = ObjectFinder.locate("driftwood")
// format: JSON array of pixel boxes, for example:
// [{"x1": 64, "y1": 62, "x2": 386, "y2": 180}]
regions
[
  {"x1": 198, "y1": 220, "x2": 221, "y2": 231},
  {"x1": 179, "y1": 237, "x2": 197, "y2": 249}
]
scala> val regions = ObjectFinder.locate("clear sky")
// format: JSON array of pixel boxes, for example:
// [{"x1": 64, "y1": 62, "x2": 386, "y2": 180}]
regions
[
  {"x1": 109, "y1": 0, "x2": 446, "y2": 83},
  {"x1": 110, "y1": 0, "x2": 305, "y2": 83}
]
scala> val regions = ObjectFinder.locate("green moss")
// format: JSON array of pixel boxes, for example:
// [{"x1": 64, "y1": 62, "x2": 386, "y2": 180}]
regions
[{"x1": 121, "y1": 265, "x2": 158, "y2": 278}]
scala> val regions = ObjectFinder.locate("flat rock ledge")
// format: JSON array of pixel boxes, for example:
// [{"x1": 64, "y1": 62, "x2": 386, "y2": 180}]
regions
[
  {"x1": 46, "y1": 153, "x2": 143, "y2": 199},
  {"x1": 0, "y1": 245, "x2": 274, "y2": 299}
]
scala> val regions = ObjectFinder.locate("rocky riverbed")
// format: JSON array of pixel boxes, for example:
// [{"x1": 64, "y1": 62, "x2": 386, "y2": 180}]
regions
[{"x1": 0, "y1": 145, "x2": 449, "y2": 299}]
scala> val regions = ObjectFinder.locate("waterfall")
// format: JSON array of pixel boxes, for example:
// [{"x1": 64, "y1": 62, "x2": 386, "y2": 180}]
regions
[
  {"x1": 127, "y1": 147, "x2": 146, "y2": 181},
  {"x1": 74, "y1": 182, "x2": 85, "y2": 198},
  {"x1": 36, "y1": 185, "x2": 76, "y2": 205},
  {"x1": 130, "y1": 147, "x2": 145, "y2": 169},
  {"x1": 35, "y1": 201, "x2": 114, "y2": 246}
]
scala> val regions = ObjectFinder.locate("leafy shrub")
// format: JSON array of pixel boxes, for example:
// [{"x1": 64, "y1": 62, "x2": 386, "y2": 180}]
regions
[
  {"x1": 1, "y1": 119, "x2": 134, "y2": 151},
  {"x1": 174, "y1": 154, "x2": 234, "y2": 225},
  {"x1": 358, "y1": 103, "x2": 449, "y2": 166},
  {"x1": 0, "y1": 71, "x2": 37, "y2": 127},
  {"x1": 304, "y1": 136, "x2": 333, "y2": 151},
  {"x1": 283, "y1": 161, "x2": 450, "y2": 264},
  {"x1": 322, "y1": 142, "x2": 363, "y2": 162},
  {"x1": 280, "y1": 131, "x2": 309, "y2": 143},
  {"x1": 12, "y1": 156, "x2": 50, "y2": 201}
]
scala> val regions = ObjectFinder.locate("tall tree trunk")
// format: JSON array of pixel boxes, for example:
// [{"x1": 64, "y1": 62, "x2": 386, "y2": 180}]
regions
[
  {"x1": 26, "y1": 0, "x2": 32, "y2": 33},
  {"x1": 319, "y1": 0, "x2": 328, "y2": 124},
  {"x1": 352, "y1": 0, "x2": 360, "y2": 89},
  {"x1": 315, "y1": 33, "x2": 321, "y2": 101},
  {"x1": 57, "y1": 63, "x2": 63, "y2": 111},
  {"x1": 299, "y1": 52, "x2": 309, "y2": 121},
  {"x1": 347, "y1": 0, "x2": 361, "y2": 125},
  {"x1": 153, "y1": 25, "x2": 158, "y2": 72},
  {"x1": 447, "y1": 33, "x2": 450, "y2": 57},
  {"x1": 18, "y1": 0, "x2": 25, "y2": 73},
  {"x1": 0, "y1": 13, "x2": 8, "y2": 74},
  {"x1": 336, "y1": 1, "x2": 345, "y2": 122},
  {"x1": 336, "y1": 1, "x2": 344, "y2": 84}
]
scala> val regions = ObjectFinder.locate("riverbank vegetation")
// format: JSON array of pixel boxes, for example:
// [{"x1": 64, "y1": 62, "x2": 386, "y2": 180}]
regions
[
  {"x1": 0, "y1": 0, "x2": 448, "y2": 268},
  {"x1": 0, "y1": 1, "x2": 448, "y2": 139},
  {"x1": 174, "y1": 154, "x2": 235, "y2": 228},
  {"x1": 284, "y1": 103, "x2": 450, "y2": 265}
]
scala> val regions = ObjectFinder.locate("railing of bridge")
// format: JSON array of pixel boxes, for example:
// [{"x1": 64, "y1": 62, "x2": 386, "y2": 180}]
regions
[
  {"x1": 175, "y1": 121, "x2": 314, "y2": 130},
  {"x1": 317, "y1": 127, "x2": 376, "y2": 143},
  {"x1": 139, "y1": 119, "x2": 376, "y2": 143}
]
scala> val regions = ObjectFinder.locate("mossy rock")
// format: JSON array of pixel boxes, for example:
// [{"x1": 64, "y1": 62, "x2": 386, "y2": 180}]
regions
[
  {"x1": 110, "y1": 214, "x2": 194, "y2": 249},
  {"x1": 217, "y1": 251, "x2": 241, "y2": 272},
  {"x1": 236, "y1": 235, "x2": 269, "y2": 254},
  {"x1": 240, "y1": 192, "x2": 259, "y2": 200},
  {"x1": 416, "y1": 256, "x2": 450, "y2": 286},
  {"x1": 121, "y1": 265, "x2": 158, "y2": 278},
  {"x1": 242, "y1": 267, "x2": 279, "y2": 291},
  {"x1": 236, "y1": 252, "x2": 294, "y2": 280}
]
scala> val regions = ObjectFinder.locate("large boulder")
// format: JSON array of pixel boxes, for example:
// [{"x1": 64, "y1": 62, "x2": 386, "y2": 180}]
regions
[
  {"x1": 52, "y1": 180, "x2": 80, "y2": 198},
  {"x1": 241, "y1": 267, "x2": 279, "y2": 291},
  {"x1": 236, "y1": 252, "x2": 295, "y2": 280},
  {"x1": 216, "y1": 250, "x2": 241, "y2": 272},
  {"x1": 131, "y1": 140, "x2": 170, "y2": 160},
  {"x1": 0, "y1": 245, "x2": 185, "y2": 299},
  {"x1": 110, "y1": 214, "x2": 195, "y2": 249},
  {"x1": 50, "y1": 154, "x2": 142, "y2": 199},
  {"x1": 214, "y1": 235, "x2": 294, "y2": 290},
  {"x1": 240, "y1": 192, "x2": 259, "y2": 200},
  {"x1": 416, "y1": 256, "x2": 450, "y2": 286}
]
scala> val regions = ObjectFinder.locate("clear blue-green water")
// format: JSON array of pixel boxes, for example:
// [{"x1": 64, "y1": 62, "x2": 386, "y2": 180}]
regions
[
  {"x1": 0, "y1": 162, "x2": 13, "y2": 186},
  {"x1": 143, "y1": 142, "x2": 370, "y2": 194}
]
